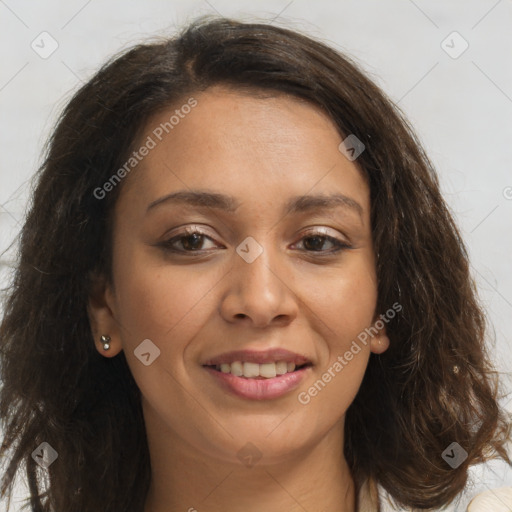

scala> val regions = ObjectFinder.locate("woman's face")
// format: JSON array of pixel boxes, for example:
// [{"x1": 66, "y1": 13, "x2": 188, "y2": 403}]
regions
[{"x1": 89, "y1": 86, "x2": 389, "y2": 465}]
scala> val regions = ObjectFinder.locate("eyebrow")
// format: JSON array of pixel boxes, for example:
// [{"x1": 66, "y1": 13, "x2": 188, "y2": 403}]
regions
[{"x1": 147, "y1": 190, "x2": 363, "y2": 218}]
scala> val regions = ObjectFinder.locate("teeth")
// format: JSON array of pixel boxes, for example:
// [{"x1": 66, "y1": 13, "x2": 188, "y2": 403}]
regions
[
  {"x1": 276, "y1": 361, "x2": 288, "y2": 375},
  {"x1": 259, "y1": 363, "x2": 277, "y2": 378},
  {"x1": 230, "y1": 361, "x2": 243, "y2": 377},
  {"x1": 214, "y1": 360, "x2": 304, "y2": 378},
  {"x1": 243, "y1": 362, "x2": 260, "y2": 378}
]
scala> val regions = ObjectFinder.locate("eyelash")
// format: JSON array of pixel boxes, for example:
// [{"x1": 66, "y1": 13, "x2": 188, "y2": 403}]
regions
[{"x1": 159, "y1": 227, "x2": 351, "y2": 256}]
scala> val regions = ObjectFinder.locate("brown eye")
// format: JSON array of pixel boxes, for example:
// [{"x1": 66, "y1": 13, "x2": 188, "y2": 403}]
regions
[
  {"x1": 295, "y1": 233, "x2": 351, "y2": 254},
  {"x1": 160, "y1": 229, "x2": 220, "y2": 254},
  {"x1": 302, "y1": 235, "x2": 331, "y2": 251},
  {"x1": 179, "y1": 233, "x2": 206, "y2": 251}
]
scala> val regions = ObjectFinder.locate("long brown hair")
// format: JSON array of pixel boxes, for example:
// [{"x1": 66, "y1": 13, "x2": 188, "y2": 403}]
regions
[{"x1": 1, "y1": 16, "x2": 510, "y2": 511}]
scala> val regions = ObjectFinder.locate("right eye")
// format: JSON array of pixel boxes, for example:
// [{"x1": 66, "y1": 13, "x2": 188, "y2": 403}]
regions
[{"x1": 159, "y1": 228, "x2": 221, "y2": 254}]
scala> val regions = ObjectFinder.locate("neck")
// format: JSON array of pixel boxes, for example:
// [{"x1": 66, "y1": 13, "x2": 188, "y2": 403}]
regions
[{"x1": 143, "y1": 407, "x2": 356, "y2": 512}]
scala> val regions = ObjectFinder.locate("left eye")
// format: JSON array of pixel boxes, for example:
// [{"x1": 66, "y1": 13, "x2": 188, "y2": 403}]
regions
[{"x1": 293, "y1": 233, "x2": 350, "y2": 253}]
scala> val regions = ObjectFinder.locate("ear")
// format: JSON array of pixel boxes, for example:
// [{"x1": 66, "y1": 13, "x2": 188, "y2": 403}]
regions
[
  {"x1": 87, "y1": 273, "x2": 123, "y2": 358},
  {"x1": 369, "y1": 317, "x2": 390, "y2": 355}
]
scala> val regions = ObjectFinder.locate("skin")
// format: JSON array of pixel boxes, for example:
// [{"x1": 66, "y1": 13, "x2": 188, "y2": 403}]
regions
[{"x1": 88, "y1": 86, "x2": 390, "y2": 512}]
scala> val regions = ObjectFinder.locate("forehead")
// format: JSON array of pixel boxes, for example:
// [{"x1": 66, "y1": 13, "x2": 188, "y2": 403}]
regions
[{"x1": 118, "y1": 86, "x2": 369, "y2": 217}]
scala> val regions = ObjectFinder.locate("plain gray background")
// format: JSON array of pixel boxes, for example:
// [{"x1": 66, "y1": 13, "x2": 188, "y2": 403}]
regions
[{"x1": 1, "y1": 1, "x2": 511, "y2": 510}]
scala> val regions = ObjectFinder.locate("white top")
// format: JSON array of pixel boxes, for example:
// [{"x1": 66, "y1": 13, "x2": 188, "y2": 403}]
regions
[
  {"x1": 356, "y1": 479, "x2": 512, "y2": 511},
  {"x1": 356, "y1": 478, "x2": 380, "y2": 511}
]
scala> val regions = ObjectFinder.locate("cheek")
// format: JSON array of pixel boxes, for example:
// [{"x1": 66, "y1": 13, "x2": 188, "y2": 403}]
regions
[
  {"x1": 298, "y1": 304, "x2": 374, "y2": 427},
  {"x1": 300, "y1": 257, "x2": 377, "y2": 407},
  {"x1": 109, "y1": 245, "x2": 226, "y2": 413},
  {"x1": 311, "y1": 257, "x2": 378, "y2": 346},
  {"x1": 110, "y1": 242, "x2": 223, "y2": 351},
  {"x1": 110, "y1": 242, "x2": 204, "y2": 345}
]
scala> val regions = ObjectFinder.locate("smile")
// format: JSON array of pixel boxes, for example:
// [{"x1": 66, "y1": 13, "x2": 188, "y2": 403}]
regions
[
  {"x1": 202, "y1": 349, "x2": 313, "y2": 400},
  {"x1": 207, "y1": 361, "x2": 310, "y2": 378}
]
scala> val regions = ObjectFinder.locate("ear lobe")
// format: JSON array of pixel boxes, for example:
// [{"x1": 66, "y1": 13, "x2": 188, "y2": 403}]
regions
[
  {"x1": 87, "y1": 274, "x2": 123, "y2": 357},
  {"x1": 369, "y1": 322, "x2": 390, "y2": 355}
]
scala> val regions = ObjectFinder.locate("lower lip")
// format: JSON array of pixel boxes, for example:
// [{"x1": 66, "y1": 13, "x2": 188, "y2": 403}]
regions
[{"x1": 204, "y1": 366, "x2": 311, "y2": 400}]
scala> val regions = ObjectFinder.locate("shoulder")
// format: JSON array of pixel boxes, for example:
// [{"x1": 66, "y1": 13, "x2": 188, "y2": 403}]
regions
[
  {"x1": 467, "y1": 487, "x2": 512, "y2": 511},
  {"x1": 358, "y1": 477, "x2": 512, "y2": 512},
  {"x1": 356, "y1": 479, "x2": 512, "y2": 512}
]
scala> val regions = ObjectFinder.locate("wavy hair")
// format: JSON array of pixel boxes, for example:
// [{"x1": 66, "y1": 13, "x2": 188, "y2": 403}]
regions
[{"x1": 1, "y1": 16, "x2": 510, "y2": 512}]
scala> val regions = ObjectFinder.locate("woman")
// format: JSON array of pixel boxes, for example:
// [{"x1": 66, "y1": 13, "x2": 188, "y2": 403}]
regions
[{"x1": 0, "y1": 16, "x2": 510, "y2": 512}]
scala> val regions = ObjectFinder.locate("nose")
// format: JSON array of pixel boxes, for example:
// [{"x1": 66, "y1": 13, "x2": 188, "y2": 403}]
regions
[{"x1": 219, "y1": 241, "x2": 298, "y2": 328}]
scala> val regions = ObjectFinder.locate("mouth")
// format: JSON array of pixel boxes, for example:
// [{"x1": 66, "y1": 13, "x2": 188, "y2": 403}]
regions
[
  {"x1": 202, "y1": 349, "x2": 313, "y2": 400},
  {"x1": 203, "y1": 361, "x2": 312, "y2": 379}
]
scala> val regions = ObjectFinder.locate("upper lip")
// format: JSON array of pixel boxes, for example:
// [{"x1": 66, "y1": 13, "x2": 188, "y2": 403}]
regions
[{"x1": 203, "y1": 349, "x2": 311, "y2": 366}]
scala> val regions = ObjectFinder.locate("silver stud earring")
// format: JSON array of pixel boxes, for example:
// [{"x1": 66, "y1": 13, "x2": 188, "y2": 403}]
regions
[{"x1": 101, "y1": 335, "x2": 111, "y2": 351}]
